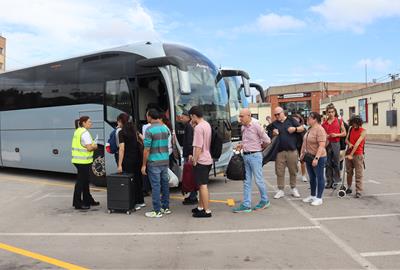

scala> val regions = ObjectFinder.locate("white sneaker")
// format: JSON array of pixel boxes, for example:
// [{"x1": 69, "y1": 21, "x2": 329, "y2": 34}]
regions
[
  {"x1": 291, "y1": 188, "x2": 300, "y2": 198},
  {"x1": 301, "y1": 176, "x2": 308, "y2": 182},
  {"x1": 302, "y1": 196, "x2": 316, "y2": 203},
  {"x1": 311, "y1": 198, "x2": 323, "y2": 206},
  {"x1": 274, "y1": 190, "x2": 285, "y2": 199}
]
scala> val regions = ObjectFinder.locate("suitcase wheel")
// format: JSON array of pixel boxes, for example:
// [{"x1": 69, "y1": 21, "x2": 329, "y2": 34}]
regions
[
  {"x1": 126, "y1": 210, "x2": 131, "y2": 215},
  {"x1": 108, "y1": 209, "x2": 113, "y2": 214}
]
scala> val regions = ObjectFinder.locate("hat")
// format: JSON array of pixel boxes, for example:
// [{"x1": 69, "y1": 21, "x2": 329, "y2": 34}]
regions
[{"x1": 181, "y1": 110, "x2": 189, "y2": 116}]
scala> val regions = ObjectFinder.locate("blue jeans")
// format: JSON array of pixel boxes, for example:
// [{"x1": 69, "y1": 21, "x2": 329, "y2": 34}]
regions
[
  {"x1": 147, "y1": 164, "x2": 169, "y2": 212},
  {"x1": 305, "y1": 157, "x2": 327, "y2": 199},
  {"x1": 243, "y1": 152, "x2": 268, "y2": 207}
]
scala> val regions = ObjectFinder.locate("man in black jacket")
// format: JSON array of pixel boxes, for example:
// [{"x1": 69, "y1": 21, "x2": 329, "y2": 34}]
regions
[{"x1": 179, "y1": 110, "x2": 198, "y2": 205}]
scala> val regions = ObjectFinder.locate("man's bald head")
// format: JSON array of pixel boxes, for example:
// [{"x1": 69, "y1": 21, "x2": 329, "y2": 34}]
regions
[
  {"x1": 274, "y1": 106, "x2": 283, "y2": 114},
  {"x1": 239, "y1": 108, "x2": 252, "y2": 125},
  {"x1": 240, "y1": 108, "x2": 251, "y2": 116},
  {"x1": 273, "y1": 106, "x2": 285, "y2": 122}
]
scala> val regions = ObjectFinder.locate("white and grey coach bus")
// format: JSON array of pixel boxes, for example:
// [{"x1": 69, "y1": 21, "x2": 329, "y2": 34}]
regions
[{"x1": 0, "y1": 42, "x2": 250, "y2": 186}]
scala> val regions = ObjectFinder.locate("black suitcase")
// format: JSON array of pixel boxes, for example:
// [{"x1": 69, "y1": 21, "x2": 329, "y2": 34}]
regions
[{"x1": 107, "y1": 173, "x2": 135, "y2": 215}]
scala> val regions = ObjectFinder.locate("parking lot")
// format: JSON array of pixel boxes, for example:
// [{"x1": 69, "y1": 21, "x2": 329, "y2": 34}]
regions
[{"x1": 0, "y1": 143, "x2": 399, "y2": 269}]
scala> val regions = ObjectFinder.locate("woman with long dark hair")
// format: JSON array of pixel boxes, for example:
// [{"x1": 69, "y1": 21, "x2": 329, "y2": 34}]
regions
[
  {"x1": 71, "y1": 116, "x2": 99, "y2": 210},
  {"x1": 117, "y1": 113, "x2": 145, "y2": 210}
]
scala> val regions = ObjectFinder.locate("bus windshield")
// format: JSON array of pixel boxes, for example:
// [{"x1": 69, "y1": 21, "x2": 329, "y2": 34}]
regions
[
  {"x1": 164, "y1": 43, "x2": 228, "y2": 121},
  {"x1": 174, "y1": 64, "x2": 228, "y2": 120}
]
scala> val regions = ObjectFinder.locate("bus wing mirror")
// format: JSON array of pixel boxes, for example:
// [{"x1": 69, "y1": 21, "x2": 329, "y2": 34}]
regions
[
  {"x1": 242, "y1": 77, "x2": 251, "y2": 97},
  {"x1": 250, "y1": 83, "x2": 265, "y2": 102},
  {"x1": 178, "y1": 70, "x2": 191, "y2": 94}
]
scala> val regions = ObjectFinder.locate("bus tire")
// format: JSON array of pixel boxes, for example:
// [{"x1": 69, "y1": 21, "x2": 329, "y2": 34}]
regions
[{"x1": 90, "y1": 146, "x2": 107, "y2": 187}]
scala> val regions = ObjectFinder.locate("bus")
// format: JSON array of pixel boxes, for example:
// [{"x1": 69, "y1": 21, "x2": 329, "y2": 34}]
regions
[
  {"x1": 219, "y1": 70, "x2": 266, "y2": 142},
  {"x1": 0, "y1": 41, "x2": 250, "y2": 186}
]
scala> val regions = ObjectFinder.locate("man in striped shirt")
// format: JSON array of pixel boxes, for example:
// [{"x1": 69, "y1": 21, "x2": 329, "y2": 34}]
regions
[{"x1": 141, "y1": 109, "x2": 171, "y2": 218}]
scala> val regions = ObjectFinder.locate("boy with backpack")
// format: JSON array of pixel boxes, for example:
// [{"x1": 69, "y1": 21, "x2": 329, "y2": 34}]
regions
[
  {"x1": 189, "y1": 106, "x2": 214, "y2": 218},
  {"x1": 106, "y1": 115, "x2": 124, "y2": 164}
]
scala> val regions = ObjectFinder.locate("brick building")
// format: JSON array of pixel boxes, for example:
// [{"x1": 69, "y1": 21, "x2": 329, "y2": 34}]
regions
[
  {"x1": 0, "y1": 35, "x2": 5, "y2": 72},
  {"x1": 259, "y1": 82, "x2": 373, "y2": 121}
]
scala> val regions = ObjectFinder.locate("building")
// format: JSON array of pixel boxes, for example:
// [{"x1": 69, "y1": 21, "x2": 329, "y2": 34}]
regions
[
  {"x1": 249, "y1": 102, "x2": 271, "y2": 128},
  {"x1": 321, "y1": 79, "x2": 400, "y2": 142},
  {"x1": 260, "y1": 82, "x2": 372, "y2": 121},
  {"x1": 0, "y1": 35, "x2": 5, "y2": 72}
]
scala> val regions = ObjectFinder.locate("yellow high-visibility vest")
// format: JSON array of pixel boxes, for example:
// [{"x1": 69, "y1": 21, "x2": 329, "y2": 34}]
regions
[{"x1": 71, "y1": 127, "x2": 93, "y2": 164}]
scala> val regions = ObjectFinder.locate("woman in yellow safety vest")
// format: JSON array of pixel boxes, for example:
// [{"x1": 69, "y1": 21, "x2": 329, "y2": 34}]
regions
[{"x1": 71, "y1": 116, "x2": 99, "y2": 210}]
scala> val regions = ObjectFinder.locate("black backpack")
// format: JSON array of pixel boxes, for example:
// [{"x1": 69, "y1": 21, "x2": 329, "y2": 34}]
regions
[
  {"x1": 338, "y1": 119, "x2": 349, "y2": 150},
  {"x1": 210, "y1": 127, "x2": 223, "y2": 161}
]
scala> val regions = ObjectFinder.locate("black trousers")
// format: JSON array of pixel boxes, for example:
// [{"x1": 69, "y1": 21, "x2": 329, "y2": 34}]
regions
[
  {"x1": 73, "y1": 163, "x2": 95, "y2": 207},
  {"x1": 122, "y1": 163, "x2": 144, "y2": 205}
]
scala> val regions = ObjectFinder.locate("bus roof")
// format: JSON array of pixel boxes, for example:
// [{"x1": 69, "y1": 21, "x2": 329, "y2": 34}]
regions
[{"x1": 1, "y1": 41, "x2": 167, "y2": 74}]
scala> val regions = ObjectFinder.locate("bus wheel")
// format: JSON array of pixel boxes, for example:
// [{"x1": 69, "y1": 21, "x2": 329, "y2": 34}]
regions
[{"x1": 90, "y1": 147, "x2": 106, "y2": 187}]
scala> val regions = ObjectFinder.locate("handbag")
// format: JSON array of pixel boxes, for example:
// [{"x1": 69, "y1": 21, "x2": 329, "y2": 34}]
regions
[
  {"x1": 181, "y1": 162, "x2": 198, "y2": 193},
  {"x1": 302, "y1": 130, "x2": 316, "y2": 163},
  {"x1": 226, "y1": 153, "x2": 245, "y2": 181}
]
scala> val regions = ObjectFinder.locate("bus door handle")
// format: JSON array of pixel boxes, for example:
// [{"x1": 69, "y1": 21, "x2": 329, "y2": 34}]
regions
[
  {"x1": 53, "y1": 149, "x2": 59, "y2": 155},
  {"x1": 15, "y1": 148, "x2": 20, "y2": 153}
]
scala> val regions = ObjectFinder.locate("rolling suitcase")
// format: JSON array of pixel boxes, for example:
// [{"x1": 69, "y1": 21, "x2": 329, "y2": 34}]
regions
[{"x1": 107, "y1": 173, "x2": 135, "y2": 215}]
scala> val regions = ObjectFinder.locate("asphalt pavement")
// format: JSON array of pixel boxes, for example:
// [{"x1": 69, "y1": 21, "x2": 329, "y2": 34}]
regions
[{"x1": 0, "y1": 143, "x2": 399, "y2": 269}]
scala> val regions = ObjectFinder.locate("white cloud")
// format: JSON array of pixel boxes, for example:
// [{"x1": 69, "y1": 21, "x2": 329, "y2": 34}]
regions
[
  {"x1": 0, "y1": 0, "x2": 160, "y2": 70},
  {"x1": 311, "y1": 0, "x2": 400, "y2": 33},
  {"x1": 356, "y1": 58, "x2": 392, "y2": 72},
  {"x1": 234, "y1": 13, "x2": 306, "y2": 34},
  {"x1": 256, "y1": 13, "x2": 306, "y2": 32}
]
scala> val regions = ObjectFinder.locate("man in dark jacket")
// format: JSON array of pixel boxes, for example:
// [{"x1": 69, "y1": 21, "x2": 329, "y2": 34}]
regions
[{"x1": 179, "y1": 110, "x2": 198, "y2": 205}]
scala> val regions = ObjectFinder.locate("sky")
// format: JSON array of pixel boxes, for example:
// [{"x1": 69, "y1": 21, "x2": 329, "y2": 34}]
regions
[{"x1": 1, "y1": 0, "x2": 400, "y2": 94}]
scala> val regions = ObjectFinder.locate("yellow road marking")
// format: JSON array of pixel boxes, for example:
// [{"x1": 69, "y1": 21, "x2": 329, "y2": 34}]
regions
[
  {"x1": 1, "y1": 177, "x2": 233, "y2": 205},
  {"x1": 0, "y1": 242, "x2": 88, "y2": 270},
  {"x1": 170, "y1": 195, "x2": 235, "y2": 206}
]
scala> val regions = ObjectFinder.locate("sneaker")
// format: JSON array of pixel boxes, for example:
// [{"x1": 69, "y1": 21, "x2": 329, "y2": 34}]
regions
[
  {"x1": 252, "y1": 200, "x2": 270, "y2": 211},
  {"x1": 291, "y1": 188, "x2": 300, "y2": 198},
  {"x1": 232, "y1": 204, "x2": 252, "y2": 213},
  {"x1": 311, "y1": 198, "x2": 323, "y2": 206},
  {"x1": 301, "y1": 176, "x2": 308, "y2": 182},
  {"x1": 355, "y1": 192, "x2": 362, "y2": 198},
  {"x1": 161, "y1": 208, "x2": 172, "y2": 215},
  {"x1": 192, "y1": 210, "x2": 212, "y2": 218},
  {"x1": 134, "y1": 205, "x2": 141, "y2": 211},
  {"x1": 274, "y1": 190, "x2": 285, "y2": 199},
  {"x1": 145, "y1": 211, "x2": 163, "y2": 218},
  {"x1": 302, "y1": 196, "x2": 316, "y2": 203},
  {"x1": 192, "y1": 207, "x2": 203, "y2": 213},
  {"x1": 346, "y1": 188, "x2": 353, "y2": 194},
  {"x1": 138, "y1": 203, "x2": 146, "y2": 208},
  {"x1": 182, "y1": 198, "x2": 198, "y2": 205}
]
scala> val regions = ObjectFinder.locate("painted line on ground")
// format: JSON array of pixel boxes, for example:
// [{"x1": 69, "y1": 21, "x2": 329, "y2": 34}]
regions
[
  {"x1": 0, "y1": 242, "x2": 88, "y2": 270},
  {"x1": 286, "y1": 192, "x2": 400, "y2": 201},
  {"x1": 32, "y1": 194, "x2": 50, "y2": 202},
  {"x1": 311, "y1": 213, "x2": 400, "y2": 221},
  {"x1": 265, "y1": 180, "x2": 377, "y2": 270},
  {"x1": 361, "y1": 250, "x2": 400, "y2": 257},
  {"x1": 24, "y1": 190, "x2": 43, "y2": 199},
  {"x1": 0, "y1": 177, "x2": 105, "y2": 192},
  {"x1": 0, "y1": 176, "x2": 234, "y2": 206},
  {"x1": 366, "y1": 179, "x2": 381, "y2": 184},
  {"x1": 0, "y1": 225, "x2": 319, "y2": 237}
]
